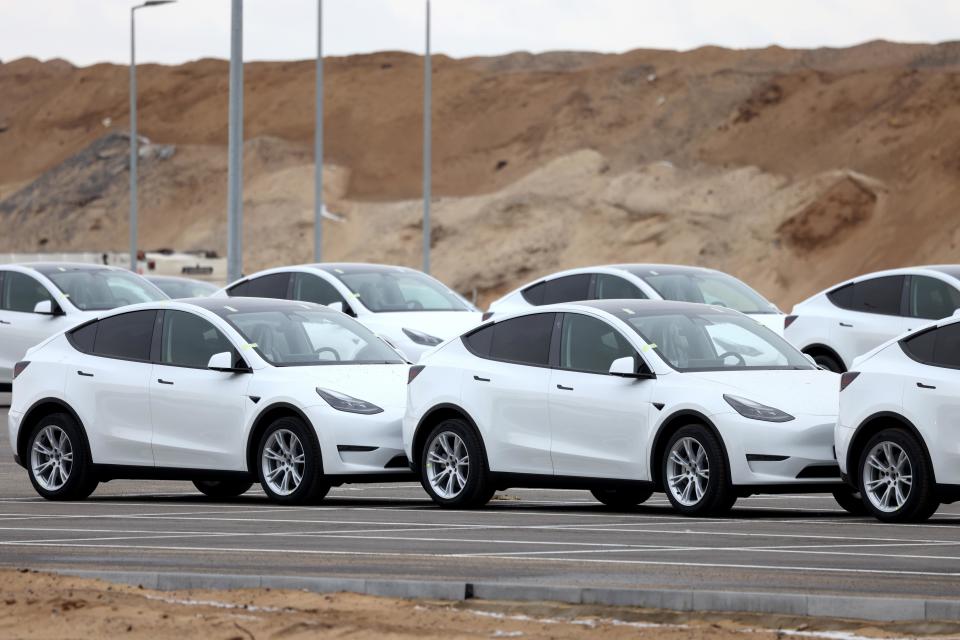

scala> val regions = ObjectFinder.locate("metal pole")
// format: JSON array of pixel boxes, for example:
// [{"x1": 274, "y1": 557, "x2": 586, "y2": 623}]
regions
[
  {"x1": 227, "y1": 0, "x2": 244, "y2": 283},
  {"x1": 314, "y1": 0, "x2": 324, "y2": 262},
  {"x1": 422, "y1": 0, "x2": 431, "y2": 274},
  {"x1": 129, "y1": 8, "x2": 138, "y2": 273}
]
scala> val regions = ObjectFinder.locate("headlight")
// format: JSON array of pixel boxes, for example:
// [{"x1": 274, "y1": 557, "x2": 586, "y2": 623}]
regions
[
  {"x1": 723, "y1": 394, "x2": 794, "y2": 423},
  {"x1": 402, "y1": 328, "x2": 443, "y2": 346},
  {"x1": 316, "y1": 387, "x2": 383, "y2": 415}
]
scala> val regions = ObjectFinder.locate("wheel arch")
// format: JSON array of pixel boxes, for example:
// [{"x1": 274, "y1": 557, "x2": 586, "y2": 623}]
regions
[
  {"x1": 17, "y1": 398, "x2": 92, "y2": 466},
  {"x1": 649, "y1": 410, "x2": 731, "y2": 492},
  {"x1": 845, "y1": 411, "x2": 934, "y2": 489},
  {"x1": 411, "y1": 403, "x2": 488, "y2": 474},
  {"x1": 801, "y1": 343, "x2": 847, "y2": 372},
  {"x1": 245, "y1": 402, "x2": 316, "y2": 475}
]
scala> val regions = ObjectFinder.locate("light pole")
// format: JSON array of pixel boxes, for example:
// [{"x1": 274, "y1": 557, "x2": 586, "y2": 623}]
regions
[
  {"x1": 129, "y1": 0, "x2": 175, "y2": 273},
  {"x1": 227, "y1": 0, "x2": 244, "y2": 284},
  {"x1": 422, "y1": 0, "x2": 432, "y2": 274},
  {"x1": 314, "y1": 0, "x2": 324, "y2": 262}
]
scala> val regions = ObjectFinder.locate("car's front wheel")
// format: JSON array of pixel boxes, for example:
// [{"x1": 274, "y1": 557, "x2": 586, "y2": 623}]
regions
[
  {"x1": 419, "y1": 419, "x2": 492, "y2": 508},
  {"x1": 859, "y1": 429, "x2": 938, "y2": 523},
  {"x1": 257, "y1": 417, "x2": 330, "y2": 505},
  {"x1": 193, "y1": 479, "x2": 253, "y2": 499},
  {"x1": 662, "y1": 425, "x2": 735, "y2": 517},
  {"x1": 590, "y1": 486, "x2": 654, "y2": 510},
  {"x1": 27, "y1": 413, "x2": 97, "y2": 501}
]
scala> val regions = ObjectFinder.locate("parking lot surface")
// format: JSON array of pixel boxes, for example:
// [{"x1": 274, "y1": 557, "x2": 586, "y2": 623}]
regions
[{"x1": 4, "y1": 409, "x2": 960, "y2": 601}]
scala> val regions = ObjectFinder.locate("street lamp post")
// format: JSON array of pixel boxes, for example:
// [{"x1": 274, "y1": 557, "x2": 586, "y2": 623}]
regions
[
  {"x1": 314, "y1": 0, "x2": 324, "y2": 262},
  {"x1": 129, "y1": 0, "x2": 175, "y2": 273},
  {"x1": 227, "y1": 0, "x2": 244, "y2": 284},
  {"x1": 422, "y1": 0, "x2": 432, "y2": 274}
]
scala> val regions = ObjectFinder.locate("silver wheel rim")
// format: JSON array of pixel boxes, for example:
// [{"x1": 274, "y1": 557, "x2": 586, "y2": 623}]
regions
[
  {"x1": 261, "y1": 429, "x2": 305, "y2": 496},
  {"x1": 666, "y1": 436, "x2": 709, "y2": 506},
  {"x1": 862, "y1": 441, "x2": 912, "y2": 513},
  {"x1": 30, "y1": 425, "x2": 73, "y2": 491},
  {"x1": 425, "y1": 431, "x2": 469, "y2": 499}
]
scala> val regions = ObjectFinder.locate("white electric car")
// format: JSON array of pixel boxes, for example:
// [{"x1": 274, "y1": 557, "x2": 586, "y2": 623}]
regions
[
  {"x1": 836, "y1": 313, "x2": 960, "y2": 522},
  {"x1": 404, "y1": 300, "x2": 855, "y2": 516},
  {"x1": 8, "y1": 297, "x2": 413, "y2": 503},
  {"x1": 146, "y1": 275, "x2": 219, "y2": 299},
  {"x1": 786, "y1": 266, "x2": 960, "y2": 372},
  {"x1": 487, "y1": 265, "x2": 785, "y2": 334},
  {"x1": 0, "y1": 263, "x2": 168, "y2": 398},
  {"x1": 218, "y1": 264, "x2": 483, "y2": 362}
]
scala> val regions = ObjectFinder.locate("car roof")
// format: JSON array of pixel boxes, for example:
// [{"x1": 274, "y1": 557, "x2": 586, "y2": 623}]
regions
[
  {"x1": 181, "y1": 296, "x2": 327, "y2": 313},
  {"x1": 4, "y1": 262, "x2": 120, "y2": 274},
  {"x1": 310, "y1": 263, "x2": 420, "y2": 275},
  {"x1": 565, "y1": 298, "x2": 727, "y2": 315}
]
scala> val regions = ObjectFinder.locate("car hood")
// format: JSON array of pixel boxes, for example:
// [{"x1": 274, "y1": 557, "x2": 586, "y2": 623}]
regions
[
  {"x1": 364, "y1": 311, "x2": 485, "y2": 340},
  {"x1": 288, "y1": 363, "x2": 409, "y2": 410},
  {"x1": 685, "y1": 369, "x2": 838, "y2": 417}
]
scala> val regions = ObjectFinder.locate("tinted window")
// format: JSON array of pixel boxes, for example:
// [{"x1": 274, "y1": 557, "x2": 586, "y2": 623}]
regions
[
  {"x1": 161, "y1": 310, "x2": 237, "y2": 369},
  {"x1": 935, "y1": 323, "x2": 960, "y2": 368},
  {"x1": 489, "y1": 313, "x2": 555, "y2": 366},
  {"x1": 595, "y1": 274, "x2": 645, "y2": 300},
  {"x1": 850, "y1": 276, "x2": 905, "y2": 315},
  {"x1": 68, "y1": 322, "x2": 98, "y2": 354},
  {"x1": 463, "y1": 324, "x2": 494, "y2": 357},
  {"x1": 902, "y1": 328, "x2": 936, "y2": 363},
  {"x1": 560, "y1": 313, "x2": 637, "y2": 374},
  {"x1": 909, "y1": 276, "x2": 960, "y2": 320},
  {"x1": 228, "y1": 273, "x2": 290, "y2": 299},
  {"x1": 543, "y1": 274, "x2": 591, "y2": 305},
  {"x1": 292, "y1": 273, "x2": 346, "y2": 307},
  {"x1": 827, "y1": 283, "x2": 854, "y2": 309},
  {"x1": 2, "y1": 272, "x2": 51, "y2": 313},
  {"x1": 521, "y1": 282, "x2": 545, "y2": 305},
  {"x1": 92, "y1": 310, "x2": 157, "y2": 361}
]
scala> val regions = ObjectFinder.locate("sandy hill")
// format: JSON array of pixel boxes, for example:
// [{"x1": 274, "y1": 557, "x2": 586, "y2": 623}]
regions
[{"x1": 1, "y1": 41, "x2": 959, "y2": 308}]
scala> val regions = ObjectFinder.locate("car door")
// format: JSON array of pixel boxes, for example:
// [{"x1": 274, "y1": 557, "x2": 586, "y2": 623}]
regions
[
  {"x1": 459, "y1": 313, "x2": 555, "y2": 475},
  {"x1": 63, "y1": 310, "x2": 157, "y2": 466},
  {"x1": 828, "y1": 276, "x2": 908, "y2": 364},
  {"x1": 549, "y1": 312, "x2": 654, "y2": 479},
  {"x1": 149, "y1": 310, "x2": 252, "y2": 470},
  {"x1": 0, "y1": 271, "x2": 64, "y2": 383},
  {"x1": 291, "y1": 272, "x2": 355, "y2": 315}
]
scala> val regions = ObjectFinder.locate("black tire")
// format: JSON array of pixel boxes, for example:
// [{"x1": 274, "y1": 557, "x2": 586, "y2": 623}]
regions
[
  {"x1": 661, "y1": 425, "x2": 735, "y2": 517},
  {"x1": 590, "y1": 486, "x2": 654, "y2": 510},
  {"x1": 193, "y1": 479, "x2": 253, "y2": 499},
  {"x1": 419, "y1": 418, "x2": 492, "y2": 508},
  {"x1": 857, "y1": 428, "x2": 938, "y2": 523},
  {"x1": 25, "y1": 412, "x2": 98, "y2": 501},
  {"x1": 256, "y1": 416, "x2": 330, "y2": 505},
  {"x1": 808, "y1": 352, "x2": 844, "y2": 373},
  {"x1": 832, "y1": 488, "x2": 868, "y2": 515}
]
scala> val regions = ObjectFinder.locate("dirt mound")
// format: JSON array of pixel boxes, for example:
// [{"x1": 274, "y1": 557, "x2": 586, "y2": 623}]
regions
[{"x1": 778, "y1": 175, "x2": 879, "y2": 250}]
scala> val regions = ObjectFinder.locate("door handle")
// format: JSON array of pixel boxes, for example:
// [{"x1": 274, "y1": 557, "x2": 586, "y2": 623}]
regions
[
  {"x1": 0, "y1": 320, "x2": 9, "y2": 325},
  {"x1": 556, "y1": 384, "x2": 574, "y2": 391},
  {"x1": 917, "y1": 382, "x2": 937, "y2": 390},
  {"x1": 839, "y1": 322, "x2": 853, "y2": 328},
  {"x1": 157, "y1": 379, "x2": 174, "y2": 385},
  {"x1": 77, "y1": 371, "x2": 94, "y2": 377},
  {"x1": 473, "y1": 375, "x2": 490, "y2": 382}
]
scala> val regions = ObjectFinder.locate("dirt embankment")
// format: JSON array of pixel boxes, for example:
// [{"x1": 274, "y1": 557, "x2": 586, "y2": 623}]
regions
[{"x1": 2, "y1": 41, "x2": 960, "y2": 308}]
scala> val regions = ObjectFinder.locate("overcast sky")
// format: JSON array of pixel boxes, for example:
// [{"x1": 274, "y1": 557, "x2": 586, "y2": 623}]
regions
[{"x1": 1, "y1": 1, "x2": 958, "y2": 67}]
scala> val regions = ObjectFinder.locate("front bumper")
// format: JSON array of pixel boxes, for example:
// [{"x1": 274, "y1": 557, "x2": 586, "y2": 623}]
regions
[
  {"x1": 7, "y1": 409, "x2": 23, "y2": 468},
  {"x1": 304, "y1": 404, "x2": 409, "y2": 476}
]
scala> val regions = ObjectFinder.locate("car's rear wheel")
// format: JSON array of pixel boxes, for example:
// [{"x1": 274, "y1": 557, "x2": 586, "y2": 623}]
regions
[
  {"x1": 832, "y1": 488, "x2": 868, "y2": 515},
  {"x1": 662, "y1": 425, "x2": 735, "y2": 517},
  {"x1": 193, "y1": 479, "x2": 253, "y2": 499},
  {"x1": 807, "y1": 351, "x2": 844, "y2": 373},
  {"x1": 27, "y1": 413, "x2": 97, "y2": 501},
  {"x1": 419, "y1": 419, "x2": 492, "y2": 508},
  {"x1": 859, "y1": 429, "x2": 938, "y2": 523},
  {"x1": 590, "y1": 486, "x2": 654, "y2": 510},
  {"x1": 257, "y1": 417, "x2": 330, "y2": 505}
]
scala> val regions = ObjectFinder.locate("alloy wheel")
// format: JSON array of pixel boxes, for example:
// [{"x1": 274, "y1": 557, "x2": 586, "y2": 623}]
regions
[
  {"x1": 261, "y1": 429, "x2": 306, "y2": 496},
  {"x1": 666, "y1": 436, "x2": 709, "y2": 506},
  {"x1": 31, "y1": 425, "x2": 73, "y2": 491},
  {"x1": 425, "y1": 431, "x2": 469, "y2": 499},
  {"x1": 862, "y1": 441, "x2": 912, "y2": 513}
]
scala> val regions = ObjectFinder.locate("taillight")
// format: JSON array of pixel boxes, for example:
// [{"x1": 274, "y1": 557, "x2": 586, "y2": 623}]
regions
[
  {"x1": 13, "y1": 361, "x2": 30, "y2": 380},
  {"x1": 481, "y1": 311, "x2": 494, "y2": 322},
  {"x1": 840, "y1": 371, "x2": 860, "y2": 392},
  {"x1": 408, "y1": 365, "x2": 425, "y2": 384},
  {"x1": 784, "y1": 315, "x2": 798, "y2": 330}
]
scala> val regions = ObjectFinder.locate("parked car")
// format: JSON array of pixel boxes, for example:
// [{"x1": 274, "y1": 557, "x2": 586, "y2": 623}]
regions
[
  {"x1": 216, "y1": 263, "x2": 484, "y2": 362},
  {"x1": 837, "y1": 312, "x2": 960, "y2": 522},
  {"x1": 8, "y1": 297, "x2": 413, "y2": 503},
  {"x1": 147, "y1": 275, "x2": 219, "y2": 299},
  {"x1": 786, "y1": 266, "x2": 960, "y2": 372},
  {"x1": 403, "y1": 300, "x2": 857, "y2": 516},
  {"x1": 0, "y1": 263, "x2": 167, "y2": 398},
  {"x1": 487, "y1": 265, "x2": 785, "y2": 334}
]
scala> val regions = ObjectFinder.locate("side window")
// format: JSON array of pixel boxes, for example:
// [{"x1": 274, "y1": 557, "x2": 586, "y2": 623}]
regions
[
  {"x1": 826, "y1": 283, "x2": 854, "y2": 310},
  {"x1": 489, "y1": 313, "x2": 555, "y2": 366},
  {"x1": 1, "y1": 272, "x2": 52, "y2": 313},
  {"x1": 934, "y1": 323, "x2": 960, "y2": 369},
  {"x1": 228, "y1": 273, "x2": 290, "y2": 299},
  {"x1": 831, "y1": 276, "x2": 904, "y2": 315},
  {"x1": 68, "y1": 322, "x2": 98, "y2": 354},
  {"x1": 463, "y1": 324, "x2": 494, "y2": 357},
  {"x1": 542, "y1": 274, "x2": 591, "y2": 305},
  {"x1": 161, "y1": 310, "x2": 238, "y2": 369},
  {"x1": 909, "y1": 276, "x2": 960, "y2": 320},
  {"x1": 521, "y1": 281, "x2": 546, "y2": 306},
  {"x1": 292, "y1": 273, "x2": 347, "y2": 307},
  {"x1": 92, "y1": 310, "x2": 157, "y2": 361},
  {"x1": 559, "y1": 313, "x2": 637, "y2": 374},
  {"x1": 595, "y1": 274, "x2": 645, "y2": 300}
]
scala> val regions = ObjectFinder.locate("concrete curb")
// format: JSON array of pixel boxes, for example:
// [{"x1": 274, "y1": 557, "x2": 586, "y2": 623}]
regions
[{"x1": 53, "y1": 569, "x2": 958, "y2": 622}]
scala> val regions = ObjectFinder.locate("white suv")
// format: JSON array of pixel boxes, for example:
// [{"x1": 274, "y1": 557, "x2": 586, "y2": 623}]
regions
[
  {"x1": 836, "y1": 313, "x2": 960, "y2": 522},
  {"x1": 785, "y1": 266, "x2": 960, "y2": 372}
]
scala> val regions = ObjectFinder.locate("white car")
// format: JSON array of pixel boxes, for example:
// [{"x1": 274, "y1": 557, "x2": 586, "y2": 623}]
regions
[
  {"x1": 786, "y1": 266, "x2": 960, "y2": 373},
  {"x1": 403, "y1": 300, "x2": 856, "y2": 516},
  {"x1": 146, "y1": 275, "x2": 219, "y2": 299},
  {"x1": 0, "y1": 263, "x2": 168, "y2": 399},
  {"x1": 8, "y1": 297, "x2": 413, "y2": 503},
  {"x1": 487, "y1": 265, "x2": 785, "y2": 334},
  {"x1": 836, "y1": 313, "x2": 960, "y2": 522},
  {"x1": 217, "y1": 263, "x2": 483, "y2": 362}
]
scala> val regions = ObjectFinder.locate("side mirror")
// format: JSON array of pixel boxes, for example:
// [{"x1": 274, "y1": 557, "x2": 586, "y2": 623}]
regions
[
  {"x1": 609, "y1": 356, "x2": 656, "y2": 379},
  {"x1": 207, "y1": 351, "x2": 250, "y2": 373},
  {"x1": 33, "y1": 300, "x2": 61, "y2": 316}
]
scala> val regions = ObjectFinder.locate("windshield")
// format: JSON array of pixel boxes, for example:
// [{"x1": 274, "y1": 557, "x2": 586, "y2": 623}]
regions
[
  {"x1": 631, "y1": 269, "x2": 778, "y2": 314},
  {"x1": 45, "y1": 269, "x2": 167, "y2": 310},
  {"x1": 219, "y1": 308, "x2": 404, "y2": 366},
  {"x1": 609, "y1": 307, "x2": 813, "y2": 372},
  {"x1": 152, "y1": 279, "x2": 218, "y2": 299},
  {"x1": 330, "y1": 267, "x2": 471, "y2": 313}
]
